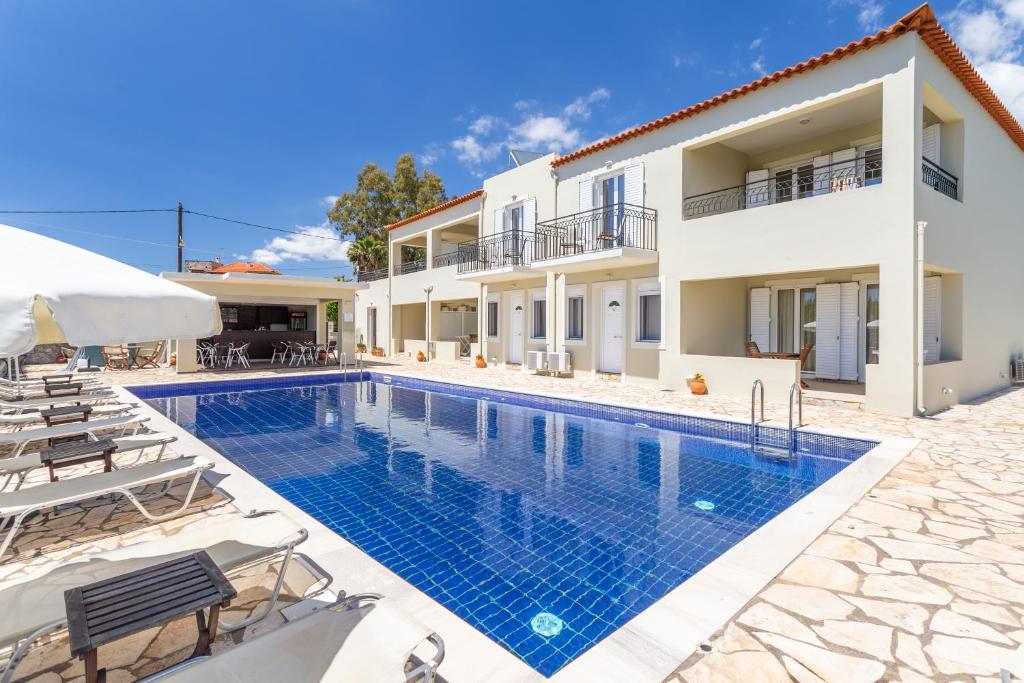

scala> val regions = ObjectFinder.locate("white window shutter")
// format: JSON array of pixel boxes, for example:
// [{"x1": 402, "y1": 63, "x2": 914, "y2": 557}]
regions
[
  {"x1": 745, "y1": 170, "x2": 769, "y2": 208},
  {"x1": 839, "y1": 282, "x2": 859, "y2": 381},
  {"x1": 924, "y1": 276, "x2": 941, "y2": 363},
  {"x1": 812, "y1": 155, "x2": 831, "y2": 196},
  {"x1": 578, "y1": 177, "x2": 593, "y2": 213},
  {"x1": 624, "y1": 164, "x2": 644, "y2": 206},
  {"x1": 815, "y1": 283, "x2": 841, "y2": 380},
  {"x1": 749, "y1": 288, "x2": 771, "y2": 352},
  {"x1": 493, "y1": 208, "x2": 505, "y2": 235},
  {"x1": 521, "y1": 197, "x2": 536, "y2": 234},
  {"x1": 830, "y1": 148, "x2": 857, "y2": 190},
  {"x1": 923, "y1": 124, "x2": 941, "y2": 165}
]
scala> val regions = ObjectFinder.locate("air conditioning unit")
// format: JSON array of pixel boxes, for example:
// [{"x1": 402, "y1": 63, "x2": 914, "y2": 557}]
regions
[
  {"x1": 547, "y1": 351, "x2": 572, "y2": 374},
  {"x1": 527, "y1": 350, "x2": 546, "y2": 371}
]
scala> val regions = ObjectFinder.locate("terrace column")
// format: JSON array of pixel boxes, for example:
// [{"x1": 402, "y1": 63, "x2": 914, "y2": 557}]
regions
[{"x1": 175, "y1": 339, "x2": 199, "y2": 373}]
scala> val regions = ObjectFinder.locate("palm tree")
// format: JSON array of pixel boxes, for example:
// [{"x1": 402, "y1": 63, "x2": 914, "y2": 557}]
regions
[{"x1": 347, "y1": 235, "x2": 388, "y2": 275}]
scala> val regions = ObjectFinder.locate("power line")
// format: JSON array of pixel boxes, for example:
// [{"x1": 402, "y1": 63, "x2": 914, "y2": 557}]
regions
[
  {"x1": 2, "y1": 218, "x2": 229, "y2": 256},
  {"x1": 0, "y1": 208, "x2": 175, "y2": 214},
  {"x1": 183, "y1": 210, "x2": 344, "y2": 242}
]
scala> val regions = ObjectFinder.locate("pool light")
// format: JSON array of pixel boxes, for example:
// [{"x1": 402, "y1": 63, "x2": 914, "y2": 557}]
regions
[
  {"x1": 531, "y1": 612, "x2": 564, "y2": 637},
  {"x1": 694, "y1": 500, "x2": 715, "y2": 511}
]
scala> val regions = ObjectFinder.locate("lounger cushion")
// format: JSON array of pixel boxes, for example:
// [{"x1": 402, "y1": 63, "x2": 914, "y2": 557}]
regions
[
  {"x1": 0, "y1": 414, "x2": 142, "y2": 446},
  {"x1": 111, "y1": 433, "x2": 176, "y2": 453},
  {"x1": 152, "y1": 600, "x2": 433, "y2": 682},
  {"x1": 0, "y1": 455, "x2": 209, "y2": 516},
  {"x1": 0, "y1": 512, "x2": 303, "y2": 644},
  {"x1": 0, "y1": 403, "x2": 135, "y2": 426}
]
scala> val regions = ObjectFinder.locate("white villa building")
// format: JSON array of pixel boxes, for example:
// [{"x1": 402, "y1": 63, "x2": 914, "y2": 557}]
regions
[{"x1": 355, "y1": 4, "x2": 1024, "y2": 416}]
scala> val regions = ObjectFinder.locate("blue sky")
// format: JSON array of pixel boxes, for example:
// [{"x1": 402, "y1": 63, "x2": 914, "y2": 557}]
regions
[{"x1": 1, "y1": 1, "x2": 1021, "y2": 277}]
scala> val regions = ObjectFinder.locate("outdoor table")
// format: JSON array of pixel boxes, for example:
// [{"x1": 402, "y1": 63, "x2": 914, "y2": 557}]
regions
[
  {"x1": 39, "y1": 438, "x2": 117, "y2": 482},
  {"x1": 65, "y1": 551, "x2": 236, "y2": 683},
  {"x1": 44, "y1": 382, "x2": 83, "y2": 398},
  {"x1": 39, "y1": 404, "x2": 92, "y2": 427},
  {"x1": 41, "y1": 373, "x2": 75, "y2": 385}
]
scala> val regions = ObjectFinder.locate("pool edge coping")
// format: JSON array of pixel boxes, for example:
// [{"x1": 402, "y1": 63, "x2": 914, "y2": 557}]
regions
[{"x1": 120, "y1": 372, "x2": 917, "y2": 682}]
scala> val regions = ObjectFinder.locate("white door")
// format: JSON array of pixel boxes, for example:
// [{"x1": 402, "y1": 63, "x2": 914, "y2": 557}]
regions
[
  {"x1": 923, "y1": 276, "x2": 941, "y2": 364},
  {"x1": 600, "y1": 286, "x2": 625, "y2": 373},
  {"x1": 508, "y1": 294, "x2": 524, "y2": 364}
]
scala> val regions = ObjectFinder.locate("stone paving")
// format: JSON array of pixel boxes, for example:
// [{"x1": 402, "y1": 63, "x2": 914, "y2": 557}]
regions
[{"x1": 9, "y1": 359, "x2": 1024, "y2": 682}]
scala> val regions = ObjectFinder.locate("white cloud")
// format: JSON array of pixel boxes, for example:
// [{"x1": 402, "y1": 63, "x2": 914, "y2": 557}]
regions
[
  {"x1": 949, "y1": 1, "x2": 1024, "y2": 120},
  {"x1": 243, "y1": 223, "x2": 350, "y2": 266},
  {"x1": 449, "y1": 88, "x2": 611, "y2": 173},
  {"x1": 857, "y1": 1, "x2": 885, "y2": 31},
  {"x1": 320, "y1": 194, "x2": 338, "y2": 207},
  {"x1": 749, "y1": 37, "x2": 763, "y2": 50},
  {"x1": 750, "y1": 56, "x2": 767, "y2": 75}
]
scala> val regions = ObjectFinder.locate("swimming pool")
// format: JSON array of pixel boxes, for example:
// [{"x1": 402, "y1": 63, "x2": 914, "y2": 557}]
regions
[{"x1": 132, "y1": 374, "x2": 876, "y2": 676}]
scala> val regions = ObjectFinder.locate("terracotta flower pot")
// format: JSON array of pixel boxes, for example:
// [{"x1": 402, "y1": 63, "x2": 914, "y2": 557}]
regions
[
  {"x1": 689, "y1": 379, "x2": 707, "y2": 395},
  {"x1": 170, "y1": 353, "x2": 177, "y2": 367},
  {"x1": 475, "y1": 357, "x2": 487, "y2": 368},
  {"x1": 371, "y1": 348, "x2": 385, "y2": 357},
  {"x1": 416, "y1": 351, "x2": 426, "y2": 362}
]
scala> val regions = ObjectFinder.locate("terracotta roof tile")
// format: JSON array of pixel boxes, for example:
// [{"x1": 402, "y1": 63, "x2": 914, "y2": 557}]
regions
[
  {"x1": 209, "y1": 261, "x2": 281, "y2": 275},
  {"x1": 551, "y1": 3, "x2": 1024, "y2": 168},
  {"x1": 385, "y1": 189, "x2": 484, "y2": 231}
]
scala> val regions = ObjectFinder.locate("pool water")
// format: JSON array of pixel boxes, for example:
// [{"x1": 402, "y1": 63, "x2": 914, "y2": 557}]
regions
[{"x1": 134, "y1": 374, "x2": 875, "y2": 676}]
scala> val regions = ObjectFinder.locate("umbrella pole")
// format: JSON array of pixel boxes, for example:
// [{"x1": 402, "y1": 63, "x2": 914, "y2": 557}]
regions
[{"x1": 13, "y1": 356, "x2": 20, "y2": 392}]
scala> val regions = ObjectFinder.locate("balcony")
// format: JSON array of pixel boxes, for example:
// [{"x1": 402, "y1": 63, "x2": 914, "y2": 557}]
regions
[
  {"x1": 454, "y1": 231, "x2": 536, "y2": 283},
  {"x1": 431, "y1": 251, "x2": 461, "y2": 268},
  {"x1": 393, "y1": 258, "x2": 426, "y2": 276},
  {"x1": 684, "y1": 154, "x2": 883, "y2": 219},
  {"x1": 356, "y1": 267, "x2": 388, "y2": 283},
  {"x1": 531, "y1": 204, "x2": 658, "y2": 273},
  {"x1": 922, "y1": 157, "x2": 958, "y2": 200}
]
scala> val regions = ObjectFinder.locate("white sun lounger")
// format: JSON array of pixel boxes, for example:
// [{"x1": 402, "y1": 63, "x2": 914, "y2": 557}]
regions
[
  {"x1": 140, "y1": 594, "x2": 444, "y2": 683},
  {"x1": 0, "y1": 455, "x2": 212, "y2": 559},
  {"x1": 0, "y1": 375, "x2": 102, "y2": 391},
  {"x1": 0, "y1": 432, "x2": 178, "y2": 491},
  {"x1": 0, "y1": 511, "x2": 308, "y2": 683},
  {"x1": 0, "y1": 402, "x2": 137, "y2": 430},
  {"x1": 0, "y1": 414, "x2": 147, "y2": 457},
  {"x1": 0, "y1": 391, "x2": 119, "y2": 414}
]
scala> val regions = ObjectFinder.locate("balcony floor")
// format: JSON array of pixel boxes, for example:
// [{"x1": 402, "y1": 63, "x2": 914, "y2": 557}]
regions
[
  {"x1": 454, "y1": 264, "x2": 536, "y2": 283},
  {"x1": 531, "y1": 246, "x2": 658, "y2": 273}
]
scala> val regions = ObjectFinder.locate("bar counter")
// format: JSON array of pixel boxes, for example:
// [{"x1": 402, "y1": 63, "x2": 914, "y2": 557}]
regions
[{"x1": 205, "y1": 330, "x2": 315, "y2": 360}]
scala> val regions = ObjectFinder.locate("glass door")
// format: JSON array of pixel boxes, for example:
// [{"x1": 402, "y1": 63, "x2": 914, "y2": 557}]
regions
[
  {"x1": 775, "y1": 289, "x2": 795, "y2": 353},
  {"x1": 599, "y1": 173, "x2": 624, "y2": 247},
  {"x1": 799, "y1": 287, "x2": 816, "y2": 372},
  {"x1": 864, "y1": 283, "x2": 880, "y2": 373}
]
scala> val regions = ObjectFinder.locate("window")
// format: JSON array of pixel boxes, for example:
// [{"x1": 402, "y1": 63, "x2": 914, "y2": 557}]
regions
[
  {"x1": 487, "y1": 299, "x2": 499, "y2": 338},
  {"x1": 506, "y1": 205, "x2": 523, "y2": 234},
  {"x1": 567, "y1": 294, "x2": 584, "y2": 341},
  {"x1": 863, "y1": 147, "x2": 882, "y2": 186},
  {"x1": 531, "y1": 292, "x2": 546, "y2": 340},
  {"x1": 636, "y1": 282, "x2": 662, "y2": 343}
]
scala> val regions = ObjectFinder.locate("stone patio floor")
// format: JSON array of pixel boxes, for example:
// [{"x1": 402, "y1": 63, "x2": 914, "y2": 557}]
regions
[{"x1": 8, "y1": 358, "x2": 1024, "y2": 682}]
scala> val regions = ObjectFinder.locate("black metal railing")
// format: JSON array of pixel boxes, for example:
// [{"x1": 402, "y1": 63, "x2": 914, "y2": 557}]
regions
[
  {"x1": 457, "y1": 231, "x2": 536, "y2": 274},
  {"x1": 683, "y1": 154, "x2": 883, "y2": 219},
  {"x1": 356, "y1": 267, "x2": 388, "y2": 283},
  {"x1": 393, "y1": 258, "x2": 427, "y2": 276},
  {"x1": 922, "y1": 157, "x2": 958, "y2": 200},
  {"x1": 533, "y1": 203, "x2": 657, "y2": 261},
  {"x1": 431, "y1": 251, "x2": 461, "y2": 268}
]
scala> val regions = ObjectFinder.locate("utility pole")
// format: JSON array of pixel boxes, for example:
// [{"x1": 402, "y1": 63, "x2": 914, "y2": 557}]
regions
[{"x1": 177, "y1": 202, "x2": 184, "y2": 272}]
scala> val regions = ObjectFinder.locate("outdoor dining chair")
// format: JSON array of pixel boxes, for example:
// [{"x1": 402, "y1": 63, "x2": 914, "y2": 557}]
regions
[
  {"x1": 134, "y1": 341, "x2": 165, "y2": 369},
  {"x1": 270, "y1": 341, "x2": 290, "y2": 364},
  {"x1": 226, "y1": 342, "x2": 251, "y2": 368}
]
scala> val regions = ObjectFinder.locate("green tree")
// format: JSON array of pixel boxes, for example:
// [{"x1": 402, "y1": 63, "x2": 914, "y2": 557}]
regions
[
  {"x1": 346, "y1": 235, "x2": 388, "y2": 274},
  {"x1": 326, "y1": 154, "x2": 448, "y2": 243},
  {"x1": 326, "y1": 274, "x2": 354, "y2": 326}
]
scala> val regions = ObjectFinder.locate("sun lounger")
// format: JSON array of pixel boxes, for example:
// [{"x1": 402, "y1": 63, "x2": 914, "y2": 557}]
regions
[
  {"x1": 0, "y1": 511, "x2": 307, "y2": 683},
  {"x1": 139, "y1": 594, "x2": 444, "y2": 683},
  {"x1": 0, "y1": 391, "x2": 119, "y2": 414},
  {"x1": 0, "y1": 431, "x2": 177, "y2": 490},
  {"x1": 0, "y1": 375, "x2": 102, "y2": 391},
  {"x1": 0, "y1": 402, "x2": 137, "y2": 430},
  {"x1": 0, "y1": 455, "x2": 212, "y2": 559},
  {"x1": 0, "y1": 414, "x2": 147, "y2": 457}
]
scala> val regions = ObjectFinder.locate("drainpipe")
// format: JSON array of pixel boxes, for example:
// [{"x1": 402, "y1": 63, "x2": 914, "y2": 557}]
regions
[
  {"x1": 916, "y1": 221, "x2": 927, "y2": 415},
  {"x1": 424, "y1": 285, "x2": 433, "y2": 362}
]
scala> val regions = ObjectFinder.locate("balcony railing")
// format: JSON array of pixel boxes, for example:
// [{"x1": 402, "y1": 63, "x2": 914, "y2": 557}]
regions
[
  {"x1": 683, "y1": 154, "x2": 883, "y2": 219},
  {"x1": 393, "y1": 258, "x2": 426, "y2": 276},
  {"x1": 457, "y1": 231, "x2": 535, "y2": 274},
  {"x1": 534, "y1": 203, "x2": 657, "y2": 261},
  {"x1": 922, "y1": 157, "x2": 958, "y2": 200},
  {"x1": 432, "y1": 251, "x2": 461, "y2": 268},
  {"x1": 356, "y1": 267, "x2": 388, "y2": 283}
]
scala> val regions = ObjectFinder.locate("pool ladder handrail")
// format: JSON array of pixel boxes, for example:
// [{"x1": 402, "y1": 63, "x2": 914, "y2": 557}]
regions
[
  {"x1": 788, "y1": 382, "x2": 803, "y2": 454},
  {"x1": 750, "y1": 379, "x2": 765, "y2": 448}
]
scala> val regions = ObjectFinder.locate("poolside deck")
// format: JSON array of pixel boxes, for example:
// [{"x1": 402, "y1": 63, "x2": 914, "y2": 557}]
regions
[{"x1": 7, "y1": 360, "x2": 1024, "y2": 682}]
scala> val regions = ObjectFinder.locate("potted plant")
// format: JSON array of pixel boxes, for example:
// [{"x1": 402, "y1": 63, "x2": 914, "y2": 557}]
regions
[
  {"x1": 356, "y1": 342, "x2": 367, "y2": 353},
  {"x1": 688, "y1": 372, "x2": 707, "y2": 395},
  {"x1": 475, "y1": 354, "x2": 487, "y2": 368},
  {"x1": 169, "y1": 353, "x2": 177, "y2": 367},
  {"x1": 416, "y1": 350, "x2": 426, "y2": 362},
  {"x1": 371, "y1": 346, "x2": 385, "y2": 357}
]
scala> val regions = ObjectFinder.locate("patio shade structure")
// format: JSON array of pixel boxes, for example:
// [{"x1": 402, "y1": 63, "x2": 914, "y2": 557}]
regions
[{"x1": 0, "y1": 225, "x2": 222, "y2": 358}]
